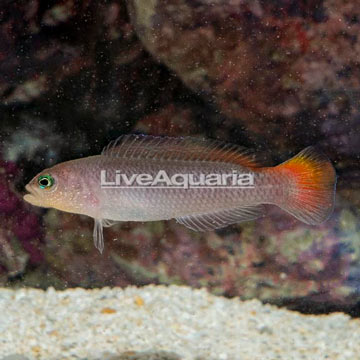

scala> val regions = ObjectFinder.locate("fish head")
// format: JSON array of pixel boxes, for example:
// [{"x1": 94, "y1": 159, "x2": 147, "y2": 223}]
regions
[
  {"x1": 23, "y1": 161, "x2": 96, "y2": 215},
  {"x1": 24, "y1": 168, "x2": 59, "y2": 208}
]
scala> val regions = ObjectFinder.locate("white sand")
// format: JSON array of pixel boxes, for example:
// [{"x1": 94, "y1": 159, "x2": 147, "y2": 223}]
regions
[{"x1": 0, "y1": 285, "x2": 359, "y2": 360}]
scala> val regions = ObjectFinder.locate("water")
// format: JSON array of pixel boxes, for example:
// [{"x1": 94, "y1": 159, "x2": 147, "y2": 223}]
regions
[{"x1": 0, "y1": 1, "x2": 359, "y2": 357}]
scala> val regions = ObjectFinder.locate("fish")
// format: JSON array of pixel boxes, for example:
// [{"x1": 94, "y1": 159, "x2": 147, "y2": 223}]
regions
[{"x1": 23, "y1": 134, "x2": 337, "y2": 253}]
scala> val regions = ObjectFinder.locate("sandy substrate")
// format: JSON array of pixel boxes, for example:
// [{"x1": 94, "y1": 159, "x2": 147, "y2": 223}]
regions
[{"x1": 0, "y1": 285, "x2": 359, "y2": 360}]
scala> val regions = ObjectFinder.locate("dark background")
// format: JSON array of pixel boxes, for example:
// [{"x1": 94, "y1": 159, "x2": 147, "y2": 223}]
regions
[{"x1": 0, "y1": 0, "x2": 359, "y2": 316}]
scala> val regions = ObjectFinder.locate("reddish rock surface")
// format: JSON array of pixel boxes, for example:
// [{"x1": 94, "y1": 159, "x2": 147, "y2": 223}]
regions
[{"x1": 0, "y1": 0, "x2": 359, "y2": 314}]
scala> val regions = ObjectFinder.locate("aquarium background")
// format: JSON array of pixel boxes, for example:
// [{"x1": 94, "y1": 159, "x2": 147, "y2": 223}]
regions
[{"x1": 0, "y1": 0, "x2": 359, "y2": 316}]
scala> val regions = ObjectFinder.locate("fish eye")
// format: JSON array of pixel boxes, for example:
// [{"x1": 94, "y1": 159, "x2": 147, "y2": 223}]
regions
[{"x1": 38, "y1": 174, "x2": 54, "y2": 189}]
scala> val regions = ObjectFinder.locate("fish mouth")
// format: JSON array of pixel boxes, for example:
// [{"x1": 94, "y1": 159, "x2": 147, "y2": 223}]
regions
[
  {"x1": 23, "y1": 184, "x2": 38, "y2": 205},
  {"x1": 24, "y1": 184, "x2": 34, "y2": 196},
  {"x1": 23, "y1": 193, "x2": 35, "y2": 204}
]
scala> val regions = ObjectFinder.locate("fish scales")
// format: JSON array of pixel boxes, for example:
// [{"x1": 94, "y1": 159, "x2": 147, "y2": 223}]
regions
[{"x1": 24, "y1": 135, "x2": 336, "y2": 253}]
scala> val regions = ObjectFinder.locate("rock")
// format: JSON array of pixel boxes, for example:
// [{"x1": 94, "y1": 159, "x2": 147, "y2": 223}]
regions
[
  {"x1": 13, "y1": 196, "x2": 356, "y2": 311},
  {"x1": 0, "y1": 0, "x2": 186, "y2": 131},
  {"x1": 0, "y1": 0, "x2": 359, "y2": 316},
  {"x1": 0, "y1": 157, "x2": 43, "y2": 281},
  {"x1": 128, "y1": 0, "x2": 360, "y2": 159}
]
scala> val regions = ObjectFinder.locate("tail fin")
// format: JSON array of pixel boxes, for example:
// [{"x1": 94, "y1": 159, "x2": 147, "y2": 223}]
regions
[{"x1": 275, "y1": 146, "x2": 336, "y2": 225}]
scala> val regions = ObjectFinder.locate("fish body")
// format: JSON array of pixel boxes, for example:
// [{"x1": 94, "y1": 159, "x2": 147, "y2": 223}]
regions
[{"x1": 24, "y1": 135, "x2": 336, "y2": 253}]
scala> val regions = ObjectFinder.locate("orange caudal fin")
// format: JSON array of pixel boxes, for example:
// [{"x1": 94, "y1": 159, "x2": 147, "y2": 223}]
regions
[{"x1": 275, "y1": 146, "x2": 337, "y2": 225}]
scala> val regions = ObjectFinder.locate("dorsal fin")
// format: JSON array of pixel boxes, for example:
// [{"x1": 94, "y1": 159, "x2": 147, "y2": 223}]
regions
[{"x1": 101, "y1": 134, "x2": 260, "y2": 168}]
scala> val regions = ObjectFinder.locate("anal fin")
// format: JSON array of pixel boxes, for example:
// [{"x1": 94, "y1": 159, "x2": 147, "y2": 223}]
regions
[
  {"x1": 102, "y1": 219, "x2": 117, "y2": 228},
  {"x1": 176, "y1": 205, "x2": 265, "y2": 232}
]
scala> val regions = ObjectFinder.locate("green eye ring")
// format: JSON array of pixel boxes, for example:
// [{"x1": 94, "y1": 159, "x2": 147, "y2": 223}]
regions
[{"x1": 38, "y1": 174, "x2": 54, "y2": 189}]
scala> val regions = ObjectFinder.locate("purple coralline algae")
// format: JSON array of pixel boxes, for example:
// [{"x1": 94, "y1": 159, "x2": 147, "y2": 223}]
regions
[
  {"x1": 0, "y1": 158, "x2": 43, "y2": 280},
  {"x1": 0, "y1": 0, "x2": 359, "y2": 314}
]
